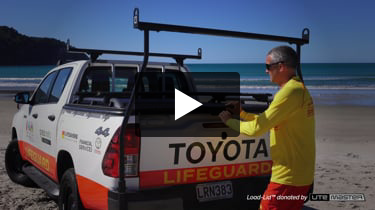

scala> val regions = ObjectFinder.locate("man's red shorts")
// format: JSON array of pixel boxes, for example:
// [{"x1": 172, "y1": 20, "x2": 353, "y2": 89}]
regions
[{"x1": 260, "y1": 182, "x2": 310, "y2": 210}]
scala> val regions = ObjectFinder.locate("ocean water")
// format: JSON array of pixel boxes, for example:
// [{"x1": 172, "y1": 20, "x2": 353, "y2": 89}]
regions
[
  {"x1": 0, "y1": 63, "x2": 374, "y2": 106},
  {"x1": 188, "y1": 63, "x2": 375, "y2": 106},
  {"x1": 0, "y1": 65, "x2": 53, "y2": 91}
]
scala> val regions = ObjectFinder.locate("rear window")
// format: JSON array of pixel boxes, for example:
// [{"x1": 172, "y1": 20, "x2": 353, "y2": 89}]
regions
[
  {"x1": 79, "y1": 66, "x2": 112, "y2": 93},
  {"x1": 72, "y1": 65, "x2": 189, "y2": 106},
  {"x1": 140, "y1": 70, "x2": 188, "y2": 93},
  {"x1": 114, "y1": 67, "x2": 138, "y2": 92},
  {"x1": 78, "y1": 66, "x2": 187, "y2": 94}
]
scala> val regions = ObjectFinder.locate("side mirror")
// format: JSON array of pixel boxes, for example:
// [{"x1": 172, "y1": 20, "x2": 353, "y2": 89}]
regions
[{"x1": 14, "y1": 92, "x2": 30, "y2": 104}]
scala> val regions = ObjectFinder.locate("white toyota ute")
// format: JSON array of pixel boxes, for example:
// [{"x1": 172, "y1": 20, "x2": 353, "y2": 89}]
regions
[
  {"x1": 6, "y1": 58, "x2": 272, "y2": 210},
  {"x1": 5, "y1": 8, "x2": 311, "y2": 210}
]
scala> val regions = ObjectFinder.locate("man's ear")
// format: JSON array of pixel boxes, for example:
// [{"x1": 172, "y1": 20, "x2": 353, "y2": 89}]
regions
[
  {"x1": 281, "y1": 65, "x2": 293, "y2": 73},
  {"x1": 278, "y1": 63, "x2": 286, "y2": 72}
]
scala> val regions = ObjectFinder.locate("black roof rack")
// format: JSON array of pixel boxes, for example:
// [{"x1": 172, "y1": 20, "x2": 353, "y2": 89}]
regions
[
  {"x1": 133, "y1": 9, "x2": 309, "y2": 45},
  {"x1": 65, "y1": 39, "x2": 201, "y2": 65},
  {"x1": 133, "y1": 8, "x2": 309, "y2": 83}
]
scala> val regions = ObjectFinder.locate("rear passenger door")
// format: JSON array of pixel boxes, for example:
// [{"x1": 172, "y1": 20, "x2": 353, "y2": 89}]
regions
[{"x1": 29, "y1": 67, "x2": 72, "y2": 179}]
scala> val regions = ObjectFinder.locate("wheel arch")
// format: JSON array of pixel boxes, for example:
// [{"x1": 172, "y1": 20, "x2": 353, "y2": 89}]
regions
[
  {"x1": 12, "y1": 127, "x2": 18, "y2": 140},
  {"x1": 57, "y1": 150, "x2": 75, "y2": 183}
]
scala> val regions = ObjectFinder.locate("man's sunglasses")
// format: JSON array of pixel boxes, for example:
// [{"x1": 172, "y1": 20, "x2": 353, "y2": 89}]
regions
[{"x1": 266, "y1": 61, "x2": 284, "y2": 70}]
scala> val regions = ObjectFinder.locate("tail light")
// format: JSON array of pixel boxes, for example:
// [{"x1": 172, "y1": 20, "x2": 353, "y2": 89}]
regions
[{"x1": 102, "y1": 126, "x2": 140, "y2": 178}]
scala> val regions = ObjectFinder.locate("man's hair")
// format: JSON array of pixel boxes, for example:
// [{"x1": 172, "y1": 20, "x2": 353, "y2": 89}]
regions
[{"x1": 267, "y1": 46, "x2": 298, "y2": 69}]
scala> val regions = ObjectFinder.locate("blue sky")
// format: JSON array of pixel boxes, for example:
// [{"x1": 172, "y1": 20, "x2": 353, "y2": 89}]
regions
[{"x1": 1, "y1": 0, "x2": 375, "y2": 63}]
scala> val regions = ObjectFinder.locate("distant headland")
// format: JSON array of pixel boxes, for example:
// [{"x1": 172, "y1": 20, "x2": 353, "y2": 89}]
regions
[{"x1": 0, "y1": 26, "x2": 87, "y2": 66}]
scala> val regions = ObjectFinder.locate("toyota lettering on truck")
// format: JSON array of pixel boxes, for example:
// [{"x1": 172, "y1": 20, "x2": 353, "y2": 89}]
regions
[{"x1": 4, "y1": 8, "x2": 310, "y2": 210}]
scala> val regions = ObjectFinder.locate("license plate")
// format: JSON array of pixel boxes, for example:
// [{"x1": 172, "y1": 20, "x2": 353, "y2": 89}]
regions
[{"x1": 196, "y1": 181, "x2": 233, "y2": 202}]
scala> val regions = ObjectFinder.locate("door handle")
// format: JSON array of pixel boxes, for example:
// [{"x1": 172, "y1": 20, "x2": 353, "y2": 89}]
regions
[
  {"x1": 48, "y1": 115, "x2": 55, "y2": 121},
  {"x1": 32, "y1": 113, "x2": 38, "y2": 119}
]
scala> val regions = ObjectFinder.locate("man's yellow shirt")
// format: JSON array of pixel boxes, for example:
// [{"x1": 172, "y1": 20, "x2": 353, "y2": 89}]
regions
[{"x1": 226, "y1": 77, "x2": 315, "y2": 186}]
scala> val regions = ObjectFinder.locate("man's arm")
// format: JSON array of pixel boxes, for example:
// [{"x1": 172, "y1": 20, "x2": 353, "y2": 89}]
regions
[
  {"x1": 240, "y1": 110, "x2": 257, "y2": 121},
  {"x1": 226, "y1": 101, "x2": 257, "y2": 121},
  {"x1": 222, "y1": 87, "x2": 303, "y2": 137}
]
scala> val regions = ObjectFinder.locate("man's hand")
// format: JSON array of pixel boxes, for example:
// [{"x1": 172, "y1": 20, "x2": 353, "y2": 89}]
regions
[
  {"x1": 225, "y1": 101, "x2": 242, "y2": 115},
  {"x1": 219, "y1": 111, "x2": 232, "y2": 124}
]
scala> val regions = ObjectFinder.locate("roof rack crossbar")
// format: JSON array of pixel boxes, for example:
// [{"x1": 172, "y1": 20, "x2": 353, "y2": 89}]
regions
[
  {"x1": 66, "y1": 40, "x2": 202, "y2": 64},
  {"x1": 133, "y1": 8, "x2": 309, "y2": 45}
]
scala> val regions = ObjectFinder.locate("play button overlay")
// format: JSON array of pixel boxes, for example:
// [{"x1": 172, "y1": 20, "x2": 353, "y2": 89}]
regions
[
  {"x1": 135, "y1": 72, "x2": 240, "y2": 137},
  {"x1": 175, "y1": 89, "x2": 202, "y2": 120}
]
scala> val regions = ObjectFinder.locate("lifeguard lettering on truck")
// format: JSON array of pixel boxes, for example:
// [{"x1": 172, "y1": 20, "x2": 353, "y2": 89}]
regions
[{"x1": 6, "y1": 59, "x2": 272, "y2": 210}]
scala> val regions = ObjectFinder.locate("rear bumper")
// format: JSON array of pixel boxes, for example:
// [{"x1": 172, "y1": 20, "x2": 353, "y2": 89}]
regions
[{"x1": 108, "y1": 175, "x2": 270, "y2": 210}]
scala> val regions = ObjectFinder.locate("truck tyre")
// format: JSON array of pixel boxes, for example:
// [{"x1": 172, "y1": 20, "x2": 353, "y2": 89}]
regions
[
  {"x1": 5, "y1": 140, "x2": 37, "y2": 187},
  {"x1": 59, "y1": 168, "x2": 83, "y2": 210}
]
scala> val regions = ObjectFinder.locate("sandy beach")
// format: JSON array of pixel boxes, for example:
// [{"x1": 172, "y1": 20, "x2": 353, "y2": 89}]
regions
[{"x1": 0, "y1": 97, "x2": 374, "y2": 210}]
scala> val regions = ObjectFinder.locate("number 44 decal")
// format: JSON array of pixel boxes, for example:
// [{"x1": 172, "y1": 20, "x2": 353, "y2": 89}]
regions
[{"x1": 95, "y1": 127, "x2": 110, "y2": 137}]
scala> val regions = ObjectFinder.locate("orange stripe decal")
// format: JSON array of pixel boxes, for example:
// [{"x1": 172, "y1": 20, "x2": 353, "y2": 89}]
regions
[
  {"x1": 18, "y1": 140, "x2": 58, "y2": 182},
  {"x1": 140, "y1": 160, "x2": 272, "y2": 188},
  {"x1": 76, "y1": 175, "x2": 109, "y2": 210}
]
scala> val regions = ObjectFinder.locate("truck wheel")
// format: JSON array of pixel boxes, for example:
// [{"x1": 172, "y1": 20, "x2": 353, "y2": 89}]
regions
[
  {"x1": 59, "y1": 168, "x2": 83, "y2": 210},
  {"x1": 5, "y1": 140, "x2": 37, "y2": 187}
]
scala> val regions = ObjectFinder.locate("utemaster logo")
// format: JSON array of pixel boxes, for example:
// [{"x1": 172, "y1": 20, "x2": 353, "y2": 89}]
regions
[{"x1": 308, "y1": 193, "x2": 365, "y2": 202}]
